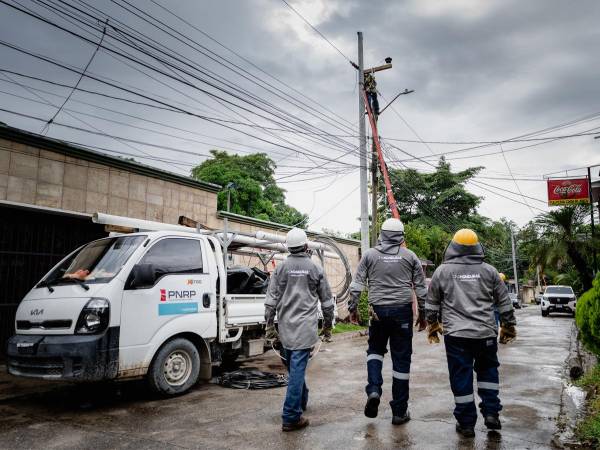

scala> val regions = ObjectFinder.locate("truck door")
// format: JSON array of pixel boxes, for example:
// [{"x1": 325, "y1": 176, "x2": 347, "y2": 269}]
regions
[{"x1": 119, "y1": 237, "x2": 215, "y2": 371}]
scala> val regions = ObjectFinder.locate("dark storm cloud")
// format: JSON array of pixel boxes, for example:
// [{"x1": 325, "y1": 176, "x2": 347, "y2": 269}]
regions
[{"x1": 1, "y1": 0, "x2": 599, "y2": 230}]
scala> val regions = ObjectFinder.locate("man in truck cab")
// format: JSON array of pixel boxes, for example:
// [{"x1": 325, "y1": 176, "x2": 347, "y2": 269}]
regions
[
  {"x1": 264, "y1": 228, "x2": 334, "y2": 432},
  {"x1": 348, "y1": 218, "x2": 428, "y2": 426},
  {"x1": 426, "y1": 229, "x2": 517, "y2": 438}
]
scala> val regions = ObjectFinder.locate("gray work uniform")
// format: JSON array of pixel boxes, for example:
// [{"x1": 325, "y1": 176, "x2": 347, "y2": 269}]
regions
[
  {"x1": 426, "y1": 242, "x2": 516, "y2": 339},
  {"x1": 265, "y1": 252, "x2": 334, "y2": 350},
  {"x1": 349, "y1": 231, "x2": 428, "y2": 310}
]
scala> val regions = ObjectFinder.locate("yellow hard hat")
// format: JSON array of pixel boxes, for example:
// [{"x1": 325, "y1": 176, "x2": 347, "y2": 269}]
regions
[
  {"x1": 452, "y1": 228, "x2": 479, "y2": 246},
  {"x1": 499, "y1": 272, "x2": 507, "y2": 281}
]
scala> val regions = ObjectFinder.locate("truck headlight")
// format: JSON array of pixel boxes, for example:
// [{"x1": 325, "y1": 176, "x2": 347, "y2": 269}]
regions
[{"x1": 76, "y1": 298, "x2": 110, "y2": 334}]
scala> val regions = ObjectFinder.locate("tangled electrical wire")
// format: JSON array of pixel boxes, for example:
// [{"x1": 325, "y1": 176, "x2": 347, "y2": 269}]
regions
[
  {"x1": 218, "y1": 370, "x2": 288, "y2": 390},
  {"x1": 311, "y1": 235, "x2": 352, "y2": 303}
]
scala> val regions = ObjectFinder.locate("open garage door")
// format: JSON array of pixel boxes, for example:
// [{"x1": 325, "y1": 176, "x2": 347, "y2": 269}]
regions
[{"x1": 0, "y1": 202, "x2": 106, "y2": 357}]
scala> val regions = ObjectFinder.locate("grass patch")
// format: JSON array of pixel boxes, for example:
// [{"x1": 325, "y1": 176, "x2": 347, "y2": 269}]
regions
[
  {"x1": 332, "y1": 323, "x2": 366, "y2": 334},
  {"x1": 575, "y1": 364, "x2": 600, "y2": 446}
]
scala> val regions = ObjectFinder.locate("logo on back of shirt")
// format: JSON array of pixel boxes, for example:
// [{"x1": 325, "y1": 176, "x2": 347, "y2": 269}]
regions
[
  {"x1": 289, "y1": 269, "x2": 309, "y2": 278},
  {"x1": 452, "y1": 273, "x2": 481, "y2": 281},
  {"x1": 378, "y1": 255, "x2": 403, "y2": 263}
]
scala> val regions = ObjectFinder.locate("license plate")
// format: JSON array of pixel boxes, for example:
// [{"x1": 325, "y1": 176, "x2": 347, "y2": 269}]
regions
[{"x1": 17, "y1": 342, "x2": 35, "y2": 355}]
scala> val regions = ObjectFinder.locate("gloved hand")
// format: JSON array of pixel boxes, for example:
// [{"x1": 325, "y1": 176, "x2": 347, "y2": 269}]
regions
[
  {"x1": 499, "y1": 325, "x2": 516, "y2": 344},
  {"x1": 265, "y1": 326, "x2": 281, "y2": 350},
  {"x1": 349, "y1": 310, "x2": 361, "y2": 325},
  {"x1": 427, "y1": 321, "x2": 443, "y2": 344},
  {"x1": 319, "y1": 326, "x2": 333, "y2": 343},
  {"x1": 415, "y1": 308, "x2": 427, "y2": 332}
]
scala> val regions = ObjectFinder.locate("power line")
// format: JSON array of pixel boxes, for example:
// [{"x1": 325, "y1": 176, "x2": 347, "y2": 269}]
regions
[
  {"x1": 499, "y1": 143, "x2": 536, "y2": 215},
  {"x1": 149, "y1": 0, "x2": 354, "y2": 129},
  {"x1": 278, "y1": 0, "x2": 354, "y2": 65},
  {"x1": 41, "y1": 16, "x2": 107, "y2": 134}
]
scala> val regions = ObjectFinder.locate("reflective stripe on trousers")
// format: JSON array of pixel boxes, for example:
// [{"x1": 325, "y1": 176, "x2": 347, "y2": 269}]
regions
[
  {"x1": 366, "y1": 304, "x2": 413, "y2": 416},
  {"x1": 444, "y1": 335, "x2": 502, "y2": 427}
]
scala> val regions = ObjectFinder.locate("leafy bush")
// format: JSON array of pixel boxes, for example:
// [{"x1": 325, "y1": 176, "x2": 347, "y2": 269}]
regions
[
  {"x1": 575, "y1": 364, "x2": 600, "y2": 446},
  {"x1": 576, "y1": 274, "x2": 600, "y2": 356}
]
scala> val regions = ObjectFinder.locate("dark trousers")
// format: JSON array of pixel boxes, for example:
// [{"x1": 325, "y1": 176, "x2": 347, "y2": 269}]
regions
[
  {"x1": 281, "y1": 348, "x2": 310, "y2": 424},
  {"x1": 444, "y1": 335, "x2": 502, "y2": 427},
  {"x1": 366, "y1": 304, "x2": 413, "y2": 416},
  {"x1": 367, "y1": 92, "x2": 380, "y2": 116}
]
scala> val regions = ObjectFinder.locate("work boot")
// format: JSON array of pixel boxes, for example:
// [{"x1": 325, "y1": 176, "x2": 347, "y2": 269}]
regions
[
  {"x1": 484, "y1": 415, "x2": 501, "y2": 430},
  {"x1": 364, "y1": 392, "x2": 380, "y2": 418},
  {"x1": 392, "y1": 411, "x2": 411, "y2": 425},
  {"x1": 455, "y1": 423, "x2": 475, "y2": 438},
  {"x1": 282, "y1": 417, "x2": 309, "y2": 432}
]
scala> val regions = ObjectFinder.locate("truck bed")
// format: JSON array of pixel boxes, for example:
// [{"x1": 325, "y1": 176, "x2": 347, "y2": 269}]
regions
[{"x1": 223, "y1": 294, "x2": 335, "y2": 328}]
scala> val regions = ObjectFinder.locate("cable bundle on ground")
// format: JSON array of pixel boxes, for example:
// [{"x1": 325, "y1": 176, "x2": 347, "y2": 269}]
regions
[{"x1": 218, "y1": 370, "x2": 288, "y2": 390}]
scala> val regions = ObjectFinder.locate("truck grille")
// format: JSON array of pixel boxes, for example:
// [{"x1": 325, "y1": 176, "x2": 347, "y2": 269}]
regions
[
  {"x1": 548, "y1": 297, "x2": 570, "y2": 305},
  {"x1": 8, "y1": 356, "x2": 65, "y2": 377},
  {"x1": 16, "y1": 320, "x2": 72, "y2": 330}
]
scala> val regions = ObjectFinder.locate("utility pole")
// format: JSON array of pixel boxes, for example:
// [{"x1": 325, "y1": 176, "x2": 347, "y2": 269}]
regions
[
  {"x1": 511, "y1": 228, "x2": 519, "y2": 301},
  {"x1": 370, "y1": 137, "x2": 379, "y2": 247},
  {"x1": 588, "y1": 166, "x2": 598, "y2": 275},
  {"x1": 357, "y1": 32, "x2": 369, "y2": 255}
]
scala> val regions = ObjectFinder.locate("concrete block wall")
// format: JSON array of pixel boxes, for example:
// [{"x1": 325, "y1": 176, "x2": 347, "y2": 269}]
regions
[{"x1": 0, "y1": 138, "x2": 218, "y2": 224}]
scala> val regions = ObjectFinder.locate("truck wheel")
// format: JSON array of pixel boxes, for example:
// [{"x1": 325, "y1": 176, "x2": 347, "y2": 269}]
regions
[
  {"x1": 148, "y1": 338, "x2": 200, "y2": 396},
  {"x1": 541, "y1": 310, "x2": 549, "y2": 317}
]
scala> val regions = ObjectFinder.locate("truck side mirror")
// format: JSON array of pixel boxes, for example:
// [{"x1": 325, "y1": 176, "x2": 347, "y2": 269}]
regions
[{"x1": 128, "y1": 263, "x2": 156, "y2": 289}]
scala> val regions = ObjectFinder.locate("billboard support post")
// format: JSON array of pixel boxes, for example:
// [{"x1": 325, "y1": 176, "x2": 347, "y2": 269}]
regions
[{"x1": 588, "y1": 166, "x2": 598, "y2": 275}]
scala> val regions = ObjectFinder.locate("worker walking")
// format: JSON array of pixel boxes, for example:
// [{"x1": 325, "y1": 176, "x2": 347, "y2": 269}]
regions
[
  {"x1": 264, "y1": 228, "x2": 334, "y2": 432},
  {"x1": 348, "y1": 218, "x2": 427, "y2": 425},
  {"x1": 426, "y1": 229, "x2": 517, "y2": 438}
]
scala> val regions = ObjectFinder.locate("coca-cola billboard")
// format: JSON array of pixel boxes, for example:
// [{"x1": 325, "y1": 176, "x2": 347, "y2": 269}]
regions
[{"x1": 547, "y1": 178, "x2": 590, "y2": 206}]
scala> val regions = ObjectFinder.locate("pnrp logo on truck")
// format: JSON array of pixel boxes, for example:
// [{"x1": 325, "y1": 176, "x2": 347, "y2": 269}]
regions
[{"x1": 160, "y1": 289, "x2": 197, "y2": 301}]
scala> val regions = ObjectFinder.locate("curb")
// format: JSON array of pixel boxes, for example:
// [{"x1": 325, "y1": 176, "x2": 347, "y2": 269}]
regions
[
  {"x1": 331, "y1": 329, "x2": 368, "y2": 342},
  {"x1": 551, "y1": 322, "x2": 596, "y2": 449}
]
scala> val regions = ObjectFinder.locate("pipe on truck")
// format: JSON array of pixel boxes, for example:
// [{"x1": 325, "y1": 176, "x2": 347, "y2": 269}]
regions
[{"x1": 92, "y1": 213, "x2": 340, "y2": 259}]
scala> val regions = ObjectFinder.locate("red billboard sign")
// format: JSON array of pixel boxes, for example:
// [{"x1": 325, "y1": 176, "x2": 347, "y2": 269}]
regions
[{"x1": 547, "y1": 178, "x2": 590, "y2": 206}]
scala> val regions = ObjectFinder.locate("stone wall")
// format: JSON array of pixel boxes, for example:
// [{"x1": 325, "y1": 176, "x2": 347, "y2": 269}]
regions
[
  {"x1": 0, "y1": 134, "x2": 359, "y2": 298},
  {"x1": 0, "y1": 138, "x2": 218, "y2": 224}
]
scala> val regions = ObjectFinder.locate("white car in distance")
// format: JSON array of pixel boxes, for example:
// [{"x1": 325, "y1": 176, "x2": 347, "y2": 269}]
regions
[{"x1": 540, "y1": 285, "x2": 577, "y2": 317}]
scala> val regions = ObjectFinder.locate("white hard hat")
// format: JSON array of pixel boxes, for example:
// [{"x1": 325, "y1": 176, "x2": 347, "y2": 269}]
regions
[
  {"x1": 286, "y1": 228, "x2": 308, "y2": 248},
  {"x1": 381, "y1": 218, "x2": 404, "y2": 232}
]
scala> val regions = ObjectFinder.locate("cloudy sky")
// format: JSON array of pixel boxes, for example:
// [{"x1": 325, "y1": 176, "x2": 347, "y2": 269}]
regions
[{"x1": 1, "y1": 0, "x2": 599, "y2": 234}]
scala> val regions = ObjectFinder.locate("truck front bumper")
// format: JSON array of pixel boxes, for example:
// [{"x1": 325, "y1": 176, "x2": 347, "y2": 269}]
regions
[{"x1": 6, "y1": 327, "x2": 119, "y2": 381}]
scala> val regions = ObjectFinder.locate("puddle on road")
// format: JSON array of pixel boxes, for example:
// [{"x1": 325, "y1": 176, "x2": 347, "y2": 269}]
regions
[{"x1": 564, "y1": 383, "x2": 586, "y2": 410}]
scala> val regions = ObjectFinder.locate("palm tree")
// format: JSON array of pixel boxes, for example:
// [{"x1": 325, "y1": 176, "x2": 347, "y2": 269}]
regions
[{"x1": 535, "y1": 205, "x2": 594, "y2": 291}]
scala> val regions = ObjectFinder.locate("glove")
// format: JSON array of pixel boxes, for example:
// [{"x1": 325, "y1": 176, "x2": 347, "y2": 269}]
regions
[
  {"x1": 349, "y1": 309, "x2": 361, "y2": 325},
  {"x1": 499, "y1": 325, "x2": 516, "y2": 344},
  {"x1": 319, "y1": 326, "x2": 332, "y2": 343},
  {"x1": 415, "y1": 308, "x2": 427, "y2": 332},
  {"x1": 348, "y1": 296, "x2": 358, "y2": 314},
  {"x1": 427, "y1": 321, "x2": 443, "y2": 344},
  {"x1": 265, "y1": 326, "x2": 281, "y2": 350}
]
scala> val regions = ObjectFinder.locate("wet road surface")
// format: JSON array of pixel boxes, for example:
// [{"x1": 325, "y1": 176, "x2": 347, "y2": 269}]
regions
[{"x1": 0, "y1": 307, "x2": 573, "y2": 449}]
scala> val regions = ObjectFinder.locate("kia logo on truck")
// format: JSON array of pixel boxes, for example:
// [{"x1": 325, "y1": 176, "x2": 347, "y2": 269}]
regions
[
  {"x1": 160, "y1": 289, "x2": 197, "y2": 301},
  {"x1": 30, "y1": 308, "x2": 44, "y2": 316}
]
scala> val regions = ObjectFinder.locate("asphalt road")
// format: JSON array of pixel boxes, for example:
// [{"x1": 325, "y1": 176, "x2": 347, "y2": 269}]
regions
[{"x1": 0, "y1": 307, "x2": 573, "y2": 450}]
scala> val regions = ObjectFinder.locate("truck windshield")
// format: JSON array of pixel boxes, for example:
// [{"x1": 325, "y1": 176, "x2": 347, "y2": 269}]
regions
[
  {"x1": 39, "y1": 235, "x2": 146, "y2": 287},
  {"x1": 545, "y1": 286, "x2": 574, "y2": 295}
]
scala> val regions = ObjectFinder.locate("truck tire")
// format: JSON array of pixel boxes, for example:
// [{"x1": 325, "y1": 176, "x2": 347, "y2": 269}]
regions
[
  {"x1": 147, "y1": 338, "x2": 200, "y2": 396},
  {"x1": 541, "y1": 310, "x2": 549, "y2": 317}
]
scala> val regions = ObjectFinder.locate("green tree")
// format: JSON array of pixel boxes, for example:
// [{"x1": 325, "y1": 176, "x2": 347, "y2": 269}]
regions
[
  {"x1": 533, "y1": 205, "x2": 595, "y2": 291},
  {"x1": 384, "y1": 157, "x2": 483, "y2": 226},
  {"x1": 191, "y1": 150, "x2": 307, "y2": 227}
]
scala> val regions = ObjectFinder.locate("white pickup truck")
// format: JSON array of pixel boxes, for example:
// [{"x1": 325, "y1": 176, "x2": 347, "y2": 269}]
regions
[{"x1": 6, "y1": 214, "x2": 341, "y2": 395}]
